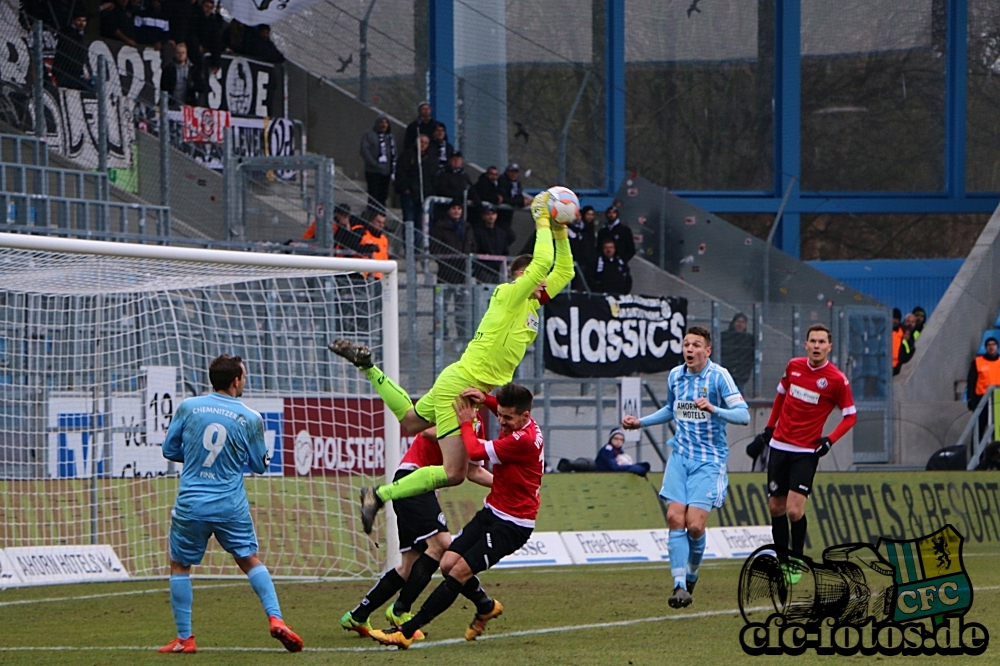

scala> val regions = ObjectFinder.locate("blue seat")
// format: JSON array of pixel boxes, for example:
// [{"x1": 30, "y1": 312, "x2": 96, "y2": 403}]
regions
[
  {"x1": 994, "y1": 309, "x2": 1000, "y2": 328},
  {"x1": 978, "y1": 329, "x2": 1000, "y2": 355}
]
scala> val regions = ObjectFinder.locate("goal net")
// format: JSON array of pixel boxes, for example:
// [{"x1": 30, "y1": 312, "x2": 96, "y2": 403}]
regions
[{"x1": 0, "y1": 233, "x2": 400, "y2": 580}]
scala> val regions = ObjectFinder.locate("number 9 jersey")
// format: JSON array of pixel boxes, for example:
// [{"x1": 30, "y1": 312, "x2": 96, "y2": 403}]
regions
[{"x1": 163, "y1": 393, "x2": 270, "y2": 521}]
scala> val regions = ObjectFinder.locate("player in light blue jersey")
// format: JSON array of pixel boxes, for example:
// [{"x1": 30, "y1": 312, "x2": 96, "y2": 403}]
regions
[
  {"x1": 158, "y1": 354, "x2": 303, "y2": 654},
  {"x1": 622, "y1": 326, "x2": 748, "y2": 609}
]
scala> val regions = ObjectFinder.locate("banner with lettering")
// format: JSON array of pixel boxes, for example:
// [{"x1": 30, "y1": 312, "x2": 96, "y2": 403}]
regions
[{"x1": 544, "y1": 292, "x2": 687, "y2": 378}]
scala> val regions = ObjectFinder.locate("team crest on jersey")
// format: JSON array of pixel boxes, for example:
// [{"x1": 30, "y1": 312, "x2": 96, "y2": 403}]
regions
[
  {"x1": 817, "y1": 378, "x2": 828, "y2": 389},
  {"x1": 700, "y1": 387, "x2": 708, "y2": 396}
]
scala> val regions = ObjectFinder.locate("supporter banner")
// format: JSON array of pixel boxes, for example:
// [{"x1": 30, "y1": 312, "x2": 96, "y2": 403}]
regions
[
  {"x1": 715, "y1": 471, "x2": 1000, "y2": 549},
  {"x1": 493, "y1": 532, "x2": 573, "y2": 568},
  {"x1": 561, "y1": 530, "x2": 659, "y2": 564},
  {"x1": 544, "y1": 293, "x2": 687, "y2": 377},
  {"x1": 219, "y1": 0, "x2": 324, "y2": 30},
  {"x1": 182, "y1": 105, "x2": 231, "y2": 143},
  {"x1": 111, "y1": 393, "x2": 172, "y2": 478},
  {"x1": 284, "y1": 397, "x2": 386, "y2": 476},
  {"x1": 46, "y1": 393, "x2": 104, "y2": 479},
  {"x1": 4, "y1": 545, "x2": 129, "y2": 586},
  {"x1": 164, "y1": 112, "x2": 295, "y2": 171}
]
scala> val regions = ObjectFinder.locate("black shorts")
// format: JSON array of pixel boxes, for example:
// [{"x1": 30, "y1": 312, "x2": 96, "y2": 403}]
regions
[
  {"x1": 448, "y1": 507, "x2": 533, "y2": 574},
  {"x1": 767, "y1": 447, "x2": 821, "y2": 497},
  {"x1": 392, "y1": 469, "x2": 448, "y2": 553}
]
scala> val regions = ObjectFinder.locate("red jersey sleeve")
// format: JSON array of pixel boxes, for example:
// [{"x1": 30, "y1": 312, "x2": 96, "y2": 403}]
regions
[
  {"x1": 483, "y1": 394, "x2": 499, "y2": 416},
  {"x1": 460, "y1": 421, "x2": 488, "y2": 460},
  {"x1": 827, "y1": 375, "x2": 858, "y2": 443},
  {"x1": 484, "y1": 422, "x2": 543, "y2": 466},
  {"x1": 766, "y1": 363, "x2": 792, "y2": 429}
]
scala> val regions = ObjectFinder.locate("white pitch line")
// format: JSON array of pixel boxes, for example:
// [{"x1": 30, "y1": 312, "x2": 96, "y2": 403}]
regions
[{"x1": 0, "y1": 605, "x2": 767, "y2": 653}]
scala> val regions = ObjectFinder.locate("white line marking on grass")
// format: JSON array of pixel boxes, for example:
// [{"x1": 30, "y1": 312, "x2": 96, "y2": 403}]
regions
[{"x1": 0, "y1": 605, "x2": 768, "y2": 653}]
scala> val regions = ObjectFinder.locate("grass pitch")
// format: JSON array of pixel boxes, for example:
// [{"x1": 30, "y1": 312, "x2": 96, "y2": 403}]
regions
[{"x1": 1, "y1": 544, "x2": 998, "y2": 665}]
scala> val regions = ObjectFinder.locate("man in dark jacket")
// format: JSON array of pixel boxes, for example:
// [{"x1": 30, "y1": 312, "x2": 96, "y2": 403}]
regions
[
  {"x1": 238, "y1": 24, "x2": 284, "y2": 63},
  {"x1": 403, "y1": 102, "x2": 435, "y2": 151},
  {"x1": 596, "y1": 205, "x2": 636, "y2": 263},
  {"x1": 567, "y1": 204, "x2": 597, "y2": 290},
  {"x1": 100, "y1": 0, "x2": 137, "y2": 46},
  {"x1": 395, "y1": 134, "x2": 436, "y2": 223},
  {"x1": 133, "y1": 0, "x2": 170, "y2": 48},
  {"x1": 473, "y1": 166, "x2": 503, "y2": 208},
  {"x1": 592, "y1": 240, "x2": 631, "y2": 295},
  {"x1": 496, "y1": 163, "x2": 529, "y2": 235},
  {"x1": 721, "y1": 312, "x2": 754, "y2": 389},
  {"x1": 161, "y1": 42, "x2": 204, "y2": 107},
  {"x1": 54, "y1": 10, "x2": 89, "y2": 90},
  {"x1": 434, "y1": 152, "x2": 477, "y2": 208},
  {"x1": 431, "y1": 201, "x2": 477, "y2": 339},
  {"x1": 595, "y1": 428, "x2": 650, "y2": 476},
  {"x1": 183, "y1": 0, "x2": 224, "y2": 72},
  {"x1": 472, "y1": 203, "x2": 511, "y2": 281},
  {"x1": 360, "y1": 115, "x2": 396, "y2": 212},
  {"x1": 429, "y1": 122, "x2": 453, "y2": 175}
]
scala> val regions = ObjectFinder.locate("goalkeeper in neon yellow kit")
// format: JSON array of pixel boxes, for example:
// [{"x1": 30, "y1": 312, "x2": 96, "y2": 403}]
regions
[{"x1": 329, "y1": 190, "x2": 574, "y2": 534}]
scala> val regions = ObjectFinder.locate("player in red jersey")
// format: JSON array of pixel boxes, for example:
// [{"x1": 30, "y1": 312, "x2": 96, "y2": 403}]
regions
[
  {"x1": 341, "y1": 425, "x2": 493, "y2": 638},
  {"x1": 752, "y1": 323, "x2": 856, "y2": 560},
  {"x1": 370, "y1": 383, "x2": 543, "y2": 649}
]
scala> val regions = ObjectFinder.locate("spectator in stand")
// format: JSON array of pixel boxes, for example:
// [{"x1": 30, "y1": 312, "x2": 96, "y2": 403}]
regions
[
  {"x1": 237, "y1": 24, "x2": 284, "y2": 63},
  {"x1": 429, "y1": 122, "x2": 453, "y2": 175},
  {"x1": 161, "y1": 42, "x2": 204, "y2": 107},
  {"x1": 100, "y1": 0, "x2": 137, "y2": 46},
  {"x1": 592, "y1": 239, "x2": 631, "y2": 295},
  {"x1": 473, "y1": 166, "x2": 504, "y2": 210},
  {"x1": 912, "y1": 306, "x2": 926, "y2": 340},
  {"x1": 166, "y1": 0, "x2": 198, "y2": 47},
  {"x1": 496, "y1": 163, "x2": 530, "y2": 234},
  {"x1": 435, "y1": 151, "x2": 477, "y2": 209},
  {"x1": 24, "y1": 0, "x2": 75, "y2": 30},
  {"x1": 472, "y1": 203, "x2": 511, "y2": 280},
  {"x1": 968, "y1": 336, "x2": 1000, "y2": 441},
  {"x1": 596, "y1": 205, "x2": 635, "y2": 263},
  {"x1": 395, "y1": 133, "x2": 436, "y2": 224},
  {"x1": 431, "y1": 200, "x2": 477, "y2": 339},
  {"x1": 891, "y1": 308, "x2": 915, "y2": 376},
  {"x1": 721, "y1": 312, "x2": 754, "y2": 390},
  {"x1": 133, "y1": 0, "x2": 170, "y2": 49},
  {"x1": 186, "y1": 0, "x2": 224, "y2": 73},
  {"x1": 350, "y1": 210, "x2": 390, "y2": 279},
  {"x1": 302, "y1": 203, "x2": 359, "y2": 250},
  {"x1": 595, "y1": 429, "x2": 650, "y2": 477},
  {"x1": 567, "y1": 205, "x2": 597, "y2": 290},
  {"x1": 403, "y1": 102, "x2": 435, "y2": 151},
  {"x1": 360, "y1": 115, "x2": 396, "y2": 213},
  {"x1": 54, "y1": 10, "x2": 90, "y2": 90}
]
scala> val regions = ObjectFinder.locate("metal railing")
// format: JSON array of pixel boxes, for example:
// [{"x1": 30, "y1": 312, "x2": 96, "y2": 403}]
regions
[
  {"x1": 0, "y1": 193, "x2": 170, "y2": 239},
  {"x1": 957, "y1": 385, "x2": 997, "y2": 470}
]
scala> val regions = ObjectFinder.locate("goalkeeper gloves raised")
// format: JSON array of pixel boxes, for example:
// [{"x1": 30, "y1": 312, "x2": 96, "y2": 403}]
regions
[
  {"x1": 813, "y1": 437, "x2": 832, "y2": 457},
  {"x1": 530, "y1": 191, "x2": 551, "y2": 228}
]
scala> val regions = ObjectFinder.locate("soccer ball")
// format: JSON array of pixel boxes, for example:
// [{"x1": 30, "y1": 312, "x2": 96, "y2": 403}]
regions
[{"x1": 547, "y1": 186, "x2": 580, "y2": 225}]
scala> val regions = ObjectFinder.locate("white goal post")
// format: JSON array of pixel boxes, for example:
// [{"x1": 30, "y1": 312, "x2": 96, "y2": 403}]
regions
[{"x1": 0, "y1": 232, "x2": 401, "y2": 580}]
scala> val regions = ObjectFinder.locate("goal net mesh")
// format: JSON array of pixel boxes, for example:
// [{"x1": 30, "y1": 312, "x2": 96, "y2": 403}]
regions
[{"x1": 0, "y1": 242, "x2": 393, "y2": 579}]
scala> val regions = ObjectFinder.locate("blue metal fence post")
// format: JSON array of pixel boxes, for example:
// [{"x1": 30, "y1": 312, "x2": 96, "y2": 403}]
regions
[
  {"x1": 605, "y1": 0, "x2": 626, "y2": 193},
  {"x1": 773, "y1": 0, "x2": 801, "y2": 258},
  {"x1": 945, "y1": 0, "x2": 967, "y2": 201},
  {"x1": 428, "y1": 0, "x2": 455, "y2": 143}
]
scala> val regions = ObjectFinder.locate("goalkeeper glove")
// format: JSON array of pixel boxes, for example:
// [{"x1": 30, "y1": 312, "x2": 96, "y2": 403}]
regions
[
  {"x1": 530, "y1": 191, "x2": 551, "y2": 229},
  {"x1": 551, "y1": 221, "x2": 568, "y2": 240},
  {"x1": 813, "y1": 437, "x2": 832, "y2": 457},
  {"x1": 746, "y1": 426, "x2": 774, "y2": 460}
]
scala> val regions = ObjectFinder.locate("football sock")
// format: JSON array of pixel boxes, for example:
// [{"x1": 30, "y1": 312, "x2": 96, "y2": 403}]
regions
[
  {"x1": 772, "y1": 515, "x2": 789, "y2": 552},
  {"x1": 376, "y1": 465, "x2": 448, "y2": 503},
  {"x1": 247, "y1": 564, "x2": 281, "y2": 619},
  {"x1": 400, "y1": 575, "x2": 463, "y2": 639},
  {"x1": 353, "y1": 568, "x2": 405, "y2": 622},
  {"x1": 790, "y1": 516, "x2": 808, "y2": 556},
  {"x1": 460, "y1": 575, "x2": 495, "y2": 616},
  {"x1": 392, "y1": 554, "x2": 438, "y2": 614},
  {"x1": 668, "y1": 529, "x2": 689, "y2": 589},
  {"x1": 364, "y1": 365, "x2": 413, "y2": 422},
  {"x1": 169, "y1": 573, "x2": 193, "y2": 639},
  {"x1": 687, "y1": 532, "x2": 707, "y2": 581}
]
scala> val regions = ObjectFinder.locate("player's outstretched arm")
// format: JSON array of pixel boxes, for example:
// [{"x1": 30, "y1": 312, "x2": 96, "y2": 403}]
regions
[
  {"x1": 246, "y1": 416, "x2": 271, "y2": 475},
  {"x1": 630, "y1": 382, "x2": 676, "y2": 429},
  {"x1": 543, "y1": 217, "x2": 575, "y2": 299},
  {"x1": 506, "y1": 192, "x2": 556, "y2": 303}
]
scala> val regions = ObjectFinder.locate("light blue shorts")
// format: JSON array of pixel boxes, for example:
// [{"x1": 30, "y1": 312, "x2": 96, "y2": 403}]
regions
[
  {"x1": 660, "y1": 452, "x2": 728, "y2": 512},
  {"x1": 168, "y1": 509, "x2": 259, "y2": 566}
]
